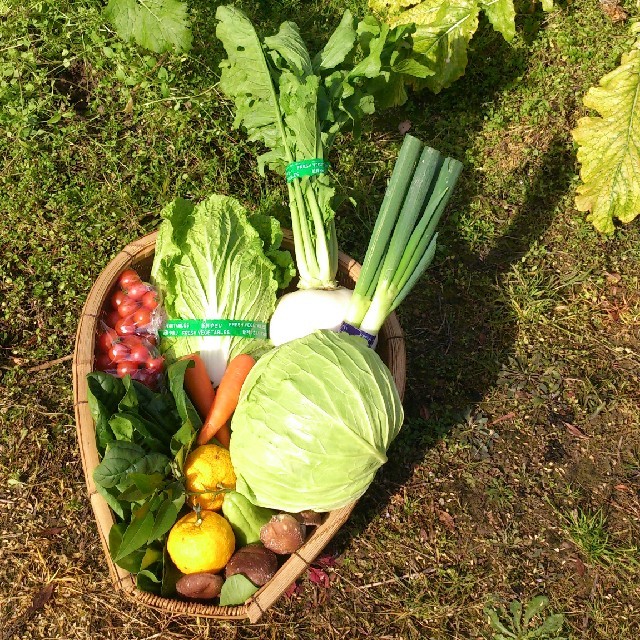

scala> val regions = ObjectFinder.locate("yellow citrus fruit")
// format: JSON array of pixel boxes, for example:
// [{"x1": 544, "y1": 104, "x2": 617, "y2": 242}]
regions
[
  {"x1": 184, "y1": 444, "x2": 236, "y2": 511},
  {"x1": 167, "y1": 509, "x2": 235, "y2": 574}
]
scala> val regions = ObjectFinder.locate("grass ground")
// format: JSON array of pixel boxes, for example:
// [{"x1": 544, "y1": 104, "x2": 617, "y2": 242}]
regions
[{"x1": 1, "y1": 0, "x2": 639, "y2": 638}]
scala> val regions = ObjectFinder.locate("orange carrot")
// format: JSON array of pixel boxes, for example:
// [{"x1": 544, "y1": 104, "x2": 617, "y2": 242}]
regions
[
  {"x1": 181, "y1": 354, "x2": 216, "y2": 420},
  {"x1": 197, "y1": 354, "x2": 256, "y2": 446},
  {"x1": 213, "y1": 420, "x2": 231, "y2": 449}
]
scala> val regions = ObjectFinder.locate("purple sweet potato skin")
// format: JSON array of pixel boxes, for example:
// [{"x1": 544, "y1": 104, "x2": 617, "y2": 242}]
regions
[
  {"x1": 225, "y1": 544, "x2": 278, "y2": 586},
  {"x1": 176, "y1": 572, "x2": 224, "y2": 600}
]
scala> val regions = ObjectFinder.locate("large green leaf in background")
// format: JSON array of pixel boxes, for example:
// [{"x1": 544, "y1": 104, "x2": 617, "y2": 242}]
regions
[
  {"x1": 104, "y1": 0, "x2": 192, "y2": 53},
  {"x1": 369, "y1": 0, "x2": 550, "y2": 93},
  {"x1": 572, "y1": 35, "x2": 640, "y2": 234}
]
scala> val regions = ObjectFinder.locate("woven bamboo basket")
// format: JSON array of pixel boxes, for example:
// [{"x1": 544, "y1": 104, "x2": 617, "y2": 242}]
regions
[{"x1": 73, "y1": 230, "x2": 406, "y2": 622}]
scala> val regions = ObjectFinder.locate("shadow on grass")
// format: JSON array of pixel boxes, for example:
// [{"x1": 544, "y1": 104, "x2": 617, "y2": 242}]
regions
[
  {"x1": 329, "y1": 28, "x2": 577, "y2": 553},
  {"x1": 338, "y1": 133, "x2": 576, "y2": 549}
]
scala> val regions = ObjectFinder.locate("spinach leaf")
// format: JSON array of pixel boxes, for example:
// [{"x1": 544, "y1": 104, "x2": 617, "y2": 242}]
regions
[{"x1": 87, "y1": 372, "x2": 126, "y2": 453}]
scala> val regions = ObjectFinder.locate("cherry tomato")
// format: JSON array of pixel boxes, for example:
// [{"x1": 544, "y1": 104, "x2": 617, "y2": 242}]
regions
[
  {"x1": 109, "y1": 342, "x2": 130, "y2": 362},
  {"x1": 132, "y1": 307, "x2": 152, "y2": 329},
  {"x1": 141, "y1": 290, "x2": 158, "y2": 311},
  {"x1": 145, "y1": 356, "x2": 164, "y2": 375},
  {"x1": 117, "y1": 361, "x2": 140, "y2": 377},
  {"x1": 125, "y1": 281, "x2": 149, "y2": 300},
  {"x1": 121, "y1": 334, "x2": 142, "y2": 348},
  {"x1": 115, "y1": 317, "x2": 137, "y2": 336},
  {"x1": 103, "y1": 309, "x2": 121, "y2": 329},
  {"x1": 129, "y1": 343, "x2": 151, "y2": 364},
  {"x1": 111, "y1": 289, "x2": 127, "y2": 310},
  {"x1": 96, "y1": 330, "x2": 116, "y2": 353},
  {"x1": 119, "y1": 269, "x2": 142, "y2": 289},
  {"x1": 94, "y1": 352, "x2": 113, "y2": 371},
  {"x1": 117, "y1": 297, "x2": 141, "y2": 318}
]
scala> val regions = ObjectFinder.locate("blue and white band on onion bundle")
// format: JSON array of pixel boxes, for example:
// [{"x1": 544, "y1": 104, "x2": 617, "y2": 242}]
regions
[{"x1": 340, "y1": 321, "x2": 377, "y2": 348}]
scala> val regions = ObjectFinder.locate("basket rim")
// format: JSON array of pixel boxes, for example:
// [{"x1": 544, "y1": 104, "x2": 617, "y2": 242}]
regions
[{"x1": 72, "y1": 230, "x2": 406, "y2": 622}]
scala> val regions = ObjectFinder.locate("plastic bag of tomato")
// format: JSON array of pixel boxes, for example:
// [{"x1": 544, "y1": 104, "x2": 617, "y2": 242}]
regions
[{"x1": 94, "y1": 268, "x2": 166, "y2": 389}]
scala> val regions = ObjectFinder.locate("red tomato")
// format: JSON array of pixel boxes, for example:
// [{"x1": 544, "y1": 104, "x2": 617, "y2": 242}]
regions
[
  {"x1": 96, "y1": 330, "x2": 116, "y2": 353},
  {"x1": 103, "y1": 309, "x2": 121, "y2": 329},
  {"x1": 109, "y1": 342, "x2": 130, "y2": 362},
  {"x1": 119, "y1": 269, "x2": 141, "y2": 289},
  {"x1": 111, "y1": 289, "x2": 127, "y2": 310},
  {"x1": 117, "y1": 361, "x2": 140, "y2": 377},
  {"x1": 115, "y1": 317, "x2": 137, "y2": 336},
  {"x1": 132, "y1": 307, "x2": 152, "y2": 329},
  {"x1": 94, "y1": 352, "x2": 113, "y2": 371},
  {"x1": 121, "y1": 334, "x2": 142, "y2": 348},
  {"x1": 125, "y1": 281, "x2": 149, "y2": 300},
  {"x1": 118, "y1": 297, "x2": 141, "y2": 318},
  {"x1": 145, "y1": 356, "x2": 164, "y2": 375},
  {"x1": 141, "y1": 290, "x2": 158, "y2": 311},
  {"x1": 129, "y1": 343, "x2": 151, "y2": 364}
]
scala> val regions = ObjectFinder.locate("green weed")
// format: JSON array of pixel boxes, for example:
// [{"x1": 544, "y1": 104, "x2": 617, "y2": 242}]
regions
[{"x1": 484, "y1": 595, "x2": 566, "y2": 639}]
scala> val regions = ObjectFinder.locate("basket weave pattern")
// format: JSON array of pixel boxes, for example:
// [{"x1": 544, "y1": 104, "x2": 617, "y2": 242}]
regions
[{"x1": 72, "y1": 231, "x2": 406, "y2": 621}]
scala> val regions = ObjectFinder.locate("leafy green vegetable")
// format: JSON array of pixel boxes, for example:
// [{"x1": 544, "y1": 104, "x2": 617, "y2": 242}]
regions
[
  {"x1": 151, "y1": 194, "x2": 291, "y2": 385},
  {"x1": 219, "y1": 574, "x2": 259, "y2": 606},
  {"x1": 88, "y1": 362, "x2": 200, "y2": 591},
  {"x1": 572, "y1": 29, "x2": 640, "y2": 234},
  {"x1": 104, "y1": 0, "x2": 192, "y2": 54},
  {"x1": 230, "y1": 330, "x2": 404, "y2": 512},
  {"x1": 215, "y1": 6, "x2": 425, "y2": 289},
  {"x1": 369, "y1": 0, "x2": 553, "y2": 93},
  {"x1": 216, "y1": 6, "x2": 338, "y2": 289}
]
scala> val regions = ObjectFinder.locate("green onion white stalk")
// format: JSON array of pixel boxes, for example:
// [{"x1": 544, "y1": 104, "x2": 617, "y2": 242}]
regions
[{"x1": 344, "y1": 134, "x2": 463, "y2": 336}]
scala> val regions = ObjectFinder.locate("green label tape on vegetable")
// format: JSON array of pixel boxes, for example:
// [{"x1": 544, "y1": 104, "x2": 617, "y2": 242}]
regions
[
  {"x1": 160, "y1": 319, "x2": 268, "y2": 339},
  {"x1": 285, "y1": 159, "x2": 329, "y2": 183}
]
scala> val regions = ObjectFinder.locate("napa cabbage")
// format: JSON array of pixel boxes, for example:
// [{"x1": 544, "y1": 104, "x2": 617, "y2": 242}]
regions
[{"x1": 151, "y1": 194, "x2": 293, "y2": 385}]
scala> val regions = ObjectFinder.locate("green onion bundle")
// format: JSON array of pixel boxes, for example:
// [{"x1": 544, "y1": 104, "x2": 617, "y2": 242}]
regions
[{"x1": 343, "y1": 134, "x2": 462, "y2": 337}]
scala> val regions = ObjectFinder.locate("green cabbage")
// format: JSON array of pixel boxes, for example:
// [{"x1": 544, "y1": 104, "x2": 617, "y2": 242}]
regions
[{"x1": 230, "y1": 330, "x2": 404, "y2": 512}]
